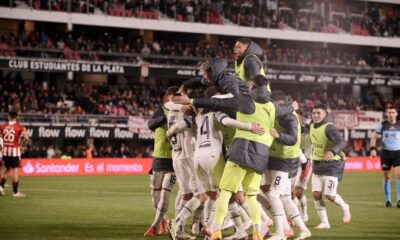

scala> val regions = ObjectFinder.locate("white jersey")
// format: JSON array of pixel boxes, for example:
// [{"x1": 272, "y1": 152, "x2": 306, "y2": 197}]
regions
[
  {"x1": 194, "y1": 111, "x2": 224, "y2": 159},
  {"x1": 167, "y1": 110, "x2": 196, "y2": 161}
]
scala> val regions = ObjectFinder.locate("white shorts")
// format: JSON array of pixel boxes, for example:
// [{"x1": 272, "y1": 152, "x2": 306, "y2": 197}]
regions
[
  {"x1": 291, "y1": 165, "x2": 311, "y2": 190},
  {"x1": 311, "y1": 174, "x2": 339, "y2": 196},
  {"x1": 150, "y1": 171, "x2": 176, "y2": 192},
  {"x1": 263, "y1": 170, "x2": 291, "y2": 195},
  {"x1": 173, "y1": 157, "x2": 199, "y2": 195},
  {"x1": 194, "y1": 155, "x2": 225, "y2": 194}
]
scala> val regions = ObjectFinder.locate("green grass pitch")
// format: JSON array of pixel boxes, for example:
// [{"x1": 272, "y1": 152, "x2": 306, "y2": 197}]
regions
[{"x1": 0, "y1": 172, "x2": 400, "y2": 239}]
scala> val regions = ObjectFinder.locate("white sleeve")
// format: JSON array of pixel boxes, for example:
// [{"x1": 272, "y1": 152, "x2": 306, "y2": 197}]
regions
[
  {"x1": 211, "y1": 93, "x2": 234, "y2": 99},
  {"x1": 0, "y1": 137, "x2": 3, "y2": 148},
  {"x1": 166, "y1": 120, "x2": 188, "y2": 137},
  {"x1": 299, "y1": 149, "x2": 307, "y2": 164},
  {"x1": 164, "y1": 101, "x2": 184, "y2": 111},
  {"x1": 221, "y1": 118, "x2": 252, "y2": 130},
  {"x1": 213, "y1": 112, "x2": 251, "y2": 131}
]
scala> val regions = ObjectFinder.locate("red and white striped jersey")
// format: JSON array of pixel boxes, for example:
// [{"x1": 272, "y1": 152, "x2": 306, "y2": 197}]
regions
[
  {"x1": 0, "y1": 137, "x2": 3, "y2": 159},
  {"x1": 0, "y1": 121, "x2": 26, "y2": 157}
]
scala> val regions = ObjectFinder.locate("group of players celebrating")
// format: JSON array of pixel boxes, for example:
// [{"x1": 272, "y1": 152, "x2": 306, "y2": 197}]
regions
[{"x1": 145, "y1": 38, "x2": 351, "y2": 240}]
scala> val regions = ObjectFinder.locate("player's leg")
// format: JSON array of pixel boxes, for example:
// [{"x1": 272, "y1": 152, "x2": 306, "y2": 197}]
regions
[
  {"x1": 281, "y1": 187, "x2": 311, "y2": 240},
  {"x1": 202, "y1": 156, "x2": 224, "y2": 235},
  {"x1": 242, "y1": 169, "x2": 263, "y2": 239},
  {"x1": 146, "y1": 171, "x2": 176, "y2": 236},
  {"x1": 381, "y1": 151, "x2": 392, "y2": 207},
  {"x1": 224, "y1": 199, "x2": 248, "y2": 240},
  {"x1": 235, "y1": 191, "x2": 252, "y2": 230},
  {"x1": 11, "y1": 157, "x2": 24, "y2": 197},
  {"x1": 324, "y1": 176, "x2": 351, "y2": 224},
  {"x1": 150, "y1": 171, "x2": 162, "y2": 210},
  {"x1": 0, "y1": 157, "x2": 11, "y2": 195},
  {"x1": 145, "y1": 171, "x2": 163, "y2": 236},
  {"x1": 312, "y1": 174, "x2": 330, "y2": 229},
  {"x1": 0, "y1": 161, "x2": 7, "y2": 196},
  {"x1": 257, "y1": 187, "x2": 273, "y2": 237},
  {"x1": 266, "y1": 170, "x2": 290, "y2": 239},
  {"x1": 202, "y1": 191, "x2": 217, "y2": 235},
  {"x1": 394, "y1": 154, "x2": 400, "y2": 207},
  {"x1": 211, "y1": 161, "x2": 247, "y2": 240},
  {"x1": 294, "y1": 166, "x2": 311, "y2": 222},
  {"x1": 175, "y1": 159, "x2": 204, "y2": 223},
  {"x1": 295, "y1": 186, "x2": 308, "y2": 222}
]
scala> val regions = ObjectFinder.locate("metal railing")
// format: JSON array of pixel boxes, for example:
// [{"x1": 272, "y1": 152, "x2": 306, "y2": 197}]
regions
[{"x1": 1, "y1": 47, "x2": 399, "y2": 76}]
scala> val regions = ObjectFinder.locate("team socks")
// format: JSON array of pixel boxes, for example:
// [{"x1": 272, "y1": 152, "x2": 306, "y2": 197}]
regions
[
  {"x1": 213, "y1": 189, "x2": 232, "y2": 230},
  {"x1": 0, "y1": 177, "x2": 6, "y2": 188},
  {"x1": 314, "y1": 199, "x2": 329, "y2": 224},
  {"x1": 176, "y1": 197, "x2": 201, "y2": 230},
  {"x1": 383, "y1": 180, "x2": 391, "y2": 203},
  {"x1": 151, "y1": 189, "x2": 171, "y2": 227},
  {"x1": 246, "y1": 194, "x2": 261, "y2": 230},
  {"x1": 396, "y1": 179, "x2": 400, "y2": 202},
  {"x1": 12, "y1": 181, "x2": 19, "y2": 194}
]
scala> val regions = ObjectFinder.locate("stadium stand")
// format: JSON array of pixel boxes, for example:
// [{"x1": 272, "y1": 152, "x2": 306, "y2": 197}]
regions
[{"x1": 3, "y1": 0, "x2": 399, "y2": 37}]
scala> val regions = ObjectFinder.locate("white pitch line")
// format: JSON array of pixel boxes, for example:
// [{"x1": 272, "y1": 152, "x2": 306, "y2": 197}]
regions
[
  {"x1": 16, "y1": 188, "x2": 387, "y2": 205},
  {"x1": 20, "y1": 187, "x2": 150, "y2": 196}
]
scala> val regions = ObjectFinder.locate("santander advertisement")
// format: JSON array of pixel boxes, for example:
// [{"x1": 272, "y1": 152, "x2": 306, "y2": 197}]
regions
[
  {"x1": 19, "y1": 158, "x2": 152, "y2": 176},
  {"x1": 344, "y1": 157, "x2": 382, "y2": 172},
  {"x1": 18, "y1": 157, "x2": 380, "y2": 176}
]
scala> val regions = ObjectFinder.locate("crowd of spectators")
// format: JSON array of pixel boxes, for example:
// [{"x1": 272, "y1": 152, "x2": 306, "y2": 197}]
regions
[
  {"x1": 22, "y1": 143, "x2": 152, "y2": 159},
  {"x1": 1, "y1": 30, "x2": 399, "y2": 70},
  {"x1": 6, "y1": 0, "x2": 399, "y2": 38},
  {"x1": 0, "y1": 74, "x2": 164, "y2": 116}
]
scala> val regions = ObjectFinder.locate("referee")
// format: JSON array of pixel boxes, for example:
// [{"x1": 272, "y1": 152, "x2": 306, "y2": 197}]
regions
[{"x1": 370, "y1": 106, "x2": 400, "y2": 208}]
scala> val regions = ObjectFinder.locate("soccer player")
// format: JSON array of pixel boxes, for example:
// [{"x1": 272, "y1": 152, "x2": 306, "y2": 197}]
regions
[
  {"x1": 310, "y1": 104, "x2": 351, "y2": 229},
  {"x1": 166, "y1": 86, "x2": 198, "y2": 240},
  {"x1": 144, "y1": 90, "x2": 177, "y2": 237},
  {"x1": 292, "y1": 151, "x2": 312, "y2": 223},
  {"x1": 0, "y1": 110, "x2": 29, "y2": 197},
  {"x1": 183, "y1": 58, "x2": 249, "y2": 96},
  {"x1": 234, "y1": 38, "x2": 266, "y2": 84},
  {"x1": 292, "y1": 116, "x2": 313, "y2": 222},
  {"x1": 168, "y1": 86, "x2": 266, "y2": 240},
  {"x1": 173, "y1": 75, "x2": 296, "y2": 240},
  {"x1": 259, "y1": 91, "x2": 311, "y2": 240},
  {"x1": 233, "y1": 37, "x2": 273, "y2": 96},
  {"x1": 370, "y1": 106, "x2": 400, "y2": 208}
]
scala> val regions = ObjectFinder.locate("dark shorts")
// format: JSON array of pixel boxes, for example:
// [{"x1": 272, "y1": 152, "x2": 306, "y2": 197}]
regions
[
  {"x1": 268, "y1": 156, "x2": 299, "y2": 178},
  {"x1": 3, "y1": 156, "x2": 21, "y2": 169},
  {"x1": 381, "y1": 150, "x2": 400, "y2": 171},
  {"x1": 151, "y1": 158, "x2": 174, "y2": 173}
]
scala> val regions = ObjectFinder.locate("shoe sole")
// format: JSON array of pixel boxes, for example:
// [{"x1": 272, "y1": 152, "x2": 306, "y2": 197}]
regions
[{"x1": 167, "y1": 221, "x2": 177, "y2": 240}]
